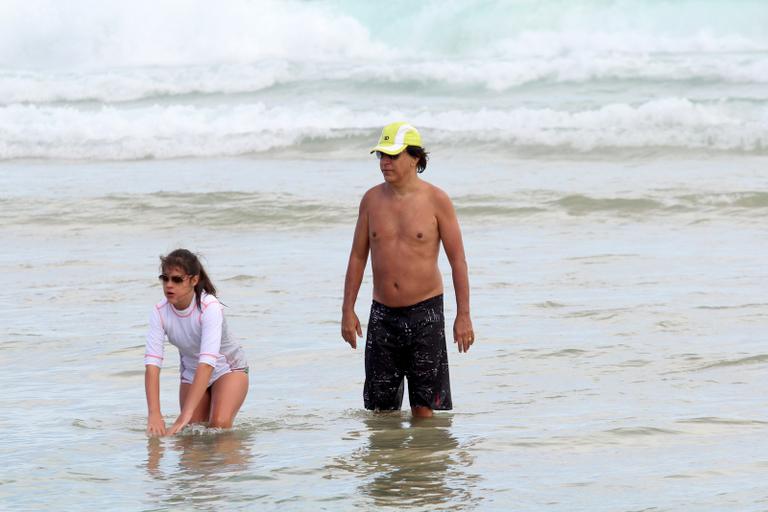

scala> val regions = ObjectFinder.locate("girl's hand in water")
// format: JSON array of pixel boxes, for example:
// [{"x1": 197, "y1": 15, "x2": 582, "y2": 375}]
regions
[
  {"x1": 146, "y1": 413, "x2": 167, "y2": 436},
  {"x1": 166, "y1": 411, "x2": 192, "y2": 436}
]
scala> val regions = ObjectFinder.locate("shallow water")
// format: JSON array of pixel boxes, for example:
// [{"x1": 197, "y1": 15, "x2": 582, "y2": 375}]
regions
[{"x1": 1, "y1": 156, "x2": 766, "y2": 510}]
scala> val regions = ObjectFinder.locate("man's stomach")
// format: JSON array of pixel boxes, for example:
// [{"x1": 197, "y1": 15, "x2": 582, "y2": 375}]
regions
[{"x1": 371, "y1": 265, "x2": 444, "y2": 308}]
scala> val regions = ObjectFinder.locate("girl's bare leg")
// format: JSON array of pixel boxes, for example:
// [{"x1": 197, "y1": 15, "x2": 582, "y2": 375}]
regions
[
  {"x1": 179, "y1": 383, "x2": 211, "y2": 424},
  {"x1": 208, "y1": 371, "x2": 249, "y2": 428}
]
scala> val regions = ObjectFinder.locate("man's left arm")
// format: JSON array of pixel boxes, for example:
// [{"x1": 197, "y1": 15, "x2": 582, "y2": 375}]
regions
[{"x1": 435, "y1": 189, "x2": 475, "y2": 353}]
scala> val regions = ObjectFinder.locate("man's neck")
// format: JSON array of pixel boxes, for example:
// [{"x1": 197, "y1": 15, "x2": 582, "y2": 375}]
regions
[{"x1": 386, "y1": 175, "x2": 421, "y2": 196}]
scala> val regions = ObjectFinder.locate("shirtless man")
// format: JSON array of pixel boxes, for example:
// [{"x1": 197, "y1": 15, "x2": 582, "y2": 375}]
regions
[{"x1": 341, "y1": 122, "x2": 474, "y2": 418}]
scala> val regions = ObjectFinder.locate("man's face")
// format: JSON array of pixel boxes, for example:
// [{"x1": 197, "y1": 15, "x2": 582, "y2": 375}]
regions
[{"x1": 378, "y1": 150, "x2": 417, "y2": 183}]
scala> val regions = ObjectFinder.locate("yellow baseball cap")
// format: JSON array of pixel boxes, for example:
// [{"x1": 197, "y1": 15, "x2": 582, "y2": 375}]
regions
[{"x1": 370, "y1": 122, "x2": 423, "y2": 155}]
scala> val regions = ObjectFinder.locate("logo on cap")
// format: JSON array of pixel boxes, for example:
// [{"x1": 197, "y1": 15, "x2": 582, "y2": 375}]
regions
[{"x1": 370, "y1": 122, "x2": 423, "y2": 155}]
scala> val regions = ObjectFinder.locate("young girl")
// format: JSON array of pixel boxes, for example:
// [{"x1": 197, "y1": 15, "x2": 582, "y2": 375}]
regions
[{"x1": 144, "y1": 249, "x2": 248, "y2": 436}]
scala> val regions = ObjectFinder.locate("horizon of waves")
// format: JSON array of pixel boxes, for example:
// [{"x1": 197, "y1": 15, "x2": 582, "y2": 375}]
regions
[
  {"x1": 1, "y1": 0, "x2": 767, "y2": 161},
  {"x1": 2, "y1": 190, "x2": 766, "y2": 229},
  {"x1": 1, "y1": 98, "x2": 767, "y2": 161},
  {"x1": 2, "y1": 0, "x2": 767, "y2": 71}
]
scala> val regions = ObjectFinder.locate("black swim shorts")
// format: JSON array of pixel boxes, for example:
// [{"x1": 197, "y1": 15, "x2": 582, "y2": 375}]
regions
[{"x1": 364, "y1": 294, "x2": 452, "y2": 411}]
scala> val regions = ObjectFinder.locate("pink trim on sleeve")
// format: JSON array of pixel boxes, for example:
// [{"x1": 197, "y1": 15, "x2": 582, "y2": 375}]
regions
[{"x1": 198, "y1": 351, "x2": 221, "y2": 368}]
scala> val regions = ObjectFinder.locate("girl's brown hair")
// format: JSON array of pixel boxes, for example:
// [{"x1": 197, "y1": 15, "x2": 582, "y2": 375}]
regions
[{"x1": 160, "y1": 249, "x2": 217, "y2": 309}]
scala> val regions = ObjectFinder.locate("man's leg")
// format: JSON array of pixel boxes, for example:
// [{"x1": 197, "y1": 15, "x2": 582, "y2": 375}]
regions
[
  {"x1": 411, "y1": 406, "x2": 433, "y2": 418},
  {"x1": 364, "y1": 302, "x2": 405, "y2": 411},
  {"x1": 406, "y1": 295, "x2": 452, "y2": 414}
]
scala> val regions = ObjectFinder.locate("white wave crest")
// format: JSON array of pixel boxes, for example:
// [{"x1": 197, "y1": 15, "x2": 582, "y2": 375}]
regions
[
  {"x1": 0, "y1": 62, "x2": 295, "y2": 104},
  {"x1": 3, "y1": 53, "x2": 767, "y2": 105},
  {"x1": 1, "y1": 98, "x2": 766, "y2": 160},
  {"x1": 418, "y1": 98, "x2": 768, "y2": 152},
  {"x1": 2, "y1": 0, "x2": 767, "y2": 105},
  {"x1": 0, "y1": 0, "x2": 385, "y2": 70}
]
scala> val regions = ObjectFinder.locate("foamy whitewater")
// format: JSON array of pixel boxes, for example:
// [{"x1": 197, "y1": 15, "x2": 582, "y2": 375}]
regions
[
  {"x1": 1, "y1": 1, "x2": 767, "y2": 511},
  {"x1": 1, "y1": 0, "x2": 768, "y2": 160}
]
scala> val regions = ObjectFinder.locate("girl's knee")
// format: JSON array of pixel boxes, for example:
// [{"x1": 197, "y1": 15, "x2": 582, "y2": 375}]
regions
[{"x1": 209, "y1": 414, "x2": 234, "y2": 429}]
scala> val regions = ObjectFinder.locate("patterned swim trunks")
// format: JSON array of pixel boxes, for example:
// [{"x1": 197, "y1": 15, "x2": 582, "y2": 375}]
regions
[{"x1": 364, "y1": 294, "x2": 452, "y2": 411}]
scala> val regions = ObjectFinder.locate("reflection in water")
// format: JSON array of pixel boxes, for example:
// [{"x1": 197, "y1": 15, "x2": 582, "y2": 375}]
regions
[
  {"x1": 334, "y1": 414, "x2": 480, "y2": 510},
  {"x1": 144, "y1": 428, "x2": 255, "y2": 508}
]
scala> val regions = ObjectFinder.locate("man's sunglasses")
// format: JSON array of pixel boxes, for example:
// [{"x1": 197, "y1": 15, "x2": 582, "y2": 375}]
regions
[
  {"x1": 375, "y1": 151, "x2": 401, "y2": 160},
  {"x1": 158, "y1": 274, "x2": 191, "y2": 284}
]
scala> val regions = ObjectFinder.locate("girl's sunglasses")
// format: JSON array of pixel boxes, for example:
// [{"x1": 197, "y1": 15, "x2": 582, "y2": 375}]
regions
[{"x1": 158, "y1": 274, "x2": 190, "y2": 284}]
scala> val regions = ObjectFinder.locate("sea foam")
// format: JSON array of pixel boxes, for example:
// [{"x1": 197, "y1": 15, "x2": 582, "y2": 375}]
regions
[
  {"x1": 1, "y1": 0, "x2": 766, "y2": 160},
  {"x1": 1, "y1": 98, "x2": 765, "y2": 160}
]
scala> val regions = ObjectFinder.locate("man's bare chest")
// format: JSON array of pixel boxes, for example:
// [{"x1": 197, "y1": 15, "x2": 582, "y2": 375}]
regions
[{"x1": 368, "y1": 208, "x2": 439, "y2": 244}]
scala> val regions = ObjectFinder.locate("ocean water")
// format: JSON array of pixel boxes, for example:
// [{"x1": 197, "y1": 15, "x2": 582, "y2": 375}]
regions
[{"x1": 1, "y1": 1, "x2": 767, "y2": 511}]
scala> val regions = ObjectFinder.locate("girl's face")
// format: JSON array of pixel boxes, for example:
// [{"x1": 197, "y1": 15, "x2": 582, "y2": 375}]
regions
[{"x1": 160, "y1": 266, "x2": 199, "y2": 309}]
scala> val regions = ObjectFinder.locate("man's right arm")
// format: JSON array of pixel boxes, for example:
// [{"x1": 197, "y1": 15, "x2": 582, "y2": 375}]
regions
[{"x1": 341, "y1": 193, "x2": 371, "y2": 348}]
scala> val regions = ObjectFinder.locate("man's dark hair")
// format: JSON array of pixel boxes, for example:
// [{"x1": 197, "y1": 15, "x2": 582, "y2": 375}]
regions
[{"x1": 405, "y1": 146, "x2": 429, "y2": 173}]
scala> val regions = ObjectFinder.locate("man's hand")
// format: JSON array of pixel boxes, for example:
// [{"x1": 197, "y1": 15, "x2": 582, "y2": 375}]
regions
[
  {"x1": 453, "y1": 313, "x2": 474, "y2": 353},
  {"x1": 341, "y1": 310, "x2": 363, "y2": 349}
]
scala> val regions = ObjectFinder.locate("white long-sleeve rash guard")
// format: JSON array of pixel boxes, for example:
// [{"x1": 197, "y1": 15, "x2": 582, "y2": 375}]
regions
[{"x1": 144, "y1": 292, "x2": 248, "y2": 385}]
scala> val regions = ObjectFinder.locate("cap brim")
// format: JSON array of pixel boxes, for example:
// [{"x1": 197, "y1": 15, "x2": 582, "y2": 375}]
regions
[{"x1": 370, "y1": 144, "x2": 407, "y2": 155}]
